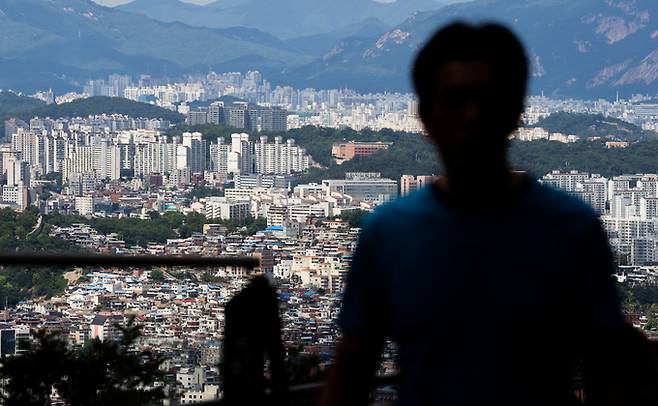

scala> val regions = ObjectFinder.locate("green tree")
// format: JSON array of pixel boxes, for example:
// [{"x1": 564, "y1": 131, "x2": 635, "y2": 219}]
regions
[
  {"x1": 17, "y1": 97, "x2": 183, "y2": 124},
  {"x1": 44, "y1": 211, "x2": 205, "y2": 247},
  {"x1": 186, "y1": 186, "x2": 225, "y2": 200},
  {"x1": 339, "y1": 209, "x2": 368, "y2": 228},
  {"x1": 0, "y1": 318, "x2": 164, "y2": 406},
  {"x1": 531, "y1": 112, "x2": 656, "y2": 140},
  {"x1": 0, "y1": 208, "x2": 74, "y2": 306},
  {"x1": 150, "y1": 270, "x2": 165, "y2": 282}
]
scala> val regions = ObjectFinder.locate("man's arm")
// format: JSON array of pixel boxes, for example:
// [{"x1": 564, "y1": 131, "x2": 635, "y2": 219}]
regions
[
  {"x1": 319, "y1": 333, "x2": 385, "y2": 406},
  {"x1": 576, "y1": 217, "x2": 658, "y2": 405},
  {"x1": 320, "y1": 215, "x2": 389, "y2": 405}
]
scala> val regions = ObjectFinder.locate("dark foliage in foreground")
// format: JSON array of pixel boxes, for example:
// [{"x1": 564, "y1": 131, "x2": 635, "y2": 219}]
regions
[{"x1": 0, "y1": 318, "x2": 165, "y2": 406}]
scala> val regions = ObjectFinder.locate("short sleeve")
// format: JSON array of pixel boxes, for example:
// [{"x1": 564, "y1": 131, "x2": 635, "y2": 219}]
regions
[{"x1": 338, "y1": 216, "x2": 389, "y2": 337}]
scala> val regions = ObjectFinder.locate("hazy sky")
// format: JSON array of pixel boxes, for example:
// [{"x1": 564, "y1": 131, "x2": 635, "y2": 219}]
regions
[
  {"x1": 92, "y1": 0, "x2": 453, "y2": 5},
  {"x1": 93, "y1": 0, "x2": 215, "y2": 6}
]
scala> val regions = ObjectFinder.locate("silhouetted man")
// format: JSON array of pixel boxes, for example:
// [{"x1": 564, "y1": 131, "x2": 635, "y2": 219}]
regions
[{"x1": 321, "y1": 23, "x2": 657, "y2": 405}]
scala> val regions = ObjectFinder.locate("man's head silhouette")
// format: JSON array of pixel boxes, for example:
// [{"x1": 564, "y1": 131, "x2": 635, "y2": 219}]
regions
[{"x1": 413, "y1": 22, "x2": 528, "y2": 185}]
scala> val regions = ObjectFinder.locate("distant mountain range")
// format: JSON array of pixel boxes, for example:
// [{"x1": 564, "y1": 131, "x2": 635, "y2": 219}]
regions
[
  {"x1": 0, "y1": 0, "x2": 310, "y2": 93},
  {"x1": 284, "y1": 0, "x2": 658, "y2": 97},
  {"x1": 117, "y1": 0, "x2": 455, "y2": 39},
  {"x1": 1, "y1": 0, "x2": 658, "y2": 99},
  {"x1": 286, "y1": 18, "x2": 392, "y2": 57}
]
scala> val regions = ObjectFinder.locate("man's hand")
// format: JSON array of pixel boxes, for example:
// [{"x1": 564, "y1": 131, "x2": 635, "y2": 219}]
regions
[{"x1": 318, "y1": 334, "x2": 385, "y2": 406}]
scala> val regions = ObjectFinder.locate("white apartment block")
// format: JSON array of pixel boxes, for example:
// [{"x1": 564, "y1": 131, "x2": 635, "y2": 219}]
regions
[
  {"x1": 254, "y1": 136, "x2": 310, "y2": 175},
  {"x1": 543, "y1": 171, "x2": 658, "y2": 265},
  {"x1": 234, "y1": 173, "x2": 291, "y2": 189},
  {"x1": 182, "y1": 132, "x2": 207, "y2": 174},
  {"x1": 631, "y1": 238, "x2": 658, "y2": 266},
  {"x1": 541, "y1": 170, "x2": 590, "y2": 192},
  {"x1": 63, "y1": 146, "x2": 95, "y2": 182},
  {"x1": 541, "y1": 171, "x2": 607, "y2": 214},
  {"x1": 603, "y1": 216, "x2": 658, "y2": 255},
  {"x1": 291, "y1": 251, "x2": 346, "y2": 293},
  {"x1": 224, "y1": 187, "x2": 279, "y2": 202},
  {"x1": 180, "y1": 385, "x2": 219, "y2": 404},
  {"x1": 75, "y1": 196, "x2": 96, "y2": 216},
  {"x1": 4, "y1": 157, "x2": 30, "y2": 187},
  {"x1": 293, "y1": 183, "x2": 327, "y2": 199},
  {"x1": 288, "y1": 203, "x2": 332, "y2": 222},
  {"x1": 400, "y1": 174, "x2": 437, "y2": 197},
  {"x1": 209, "y1": 139, "x2": 230, "y2": 174},
  {"x1": 204, "y1": 197, "x2": 250, "y2": 220},
  {"x1": 322, "y1": 177, "x2": 398, "y2": 204},
  {"x1": 1, "y1": 183, "x2": 28, "y2": 210},
  {"x1": 641, "y1": 197, "x2": 658, "y2": 220}
]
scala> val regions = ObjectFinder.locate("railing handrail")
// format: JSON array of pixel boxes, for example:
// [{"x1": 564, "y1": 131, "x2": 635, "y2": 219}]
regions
[
  {"x1": 192, "y1": 373, "x2": 401, "y2": 405},
  {"x1": 0, "y1": 253, "x2": 260, "y2": 269},
  {"x1": 284, "y1": 372, "x2": 400, "y2": 397}
]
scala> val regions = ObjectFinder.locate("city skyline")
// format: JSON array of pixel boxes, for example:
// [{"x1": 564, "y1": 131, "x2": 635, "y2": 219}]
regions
[{"x1": 0, "y1": 0, "x2": 657, "y2": 403}]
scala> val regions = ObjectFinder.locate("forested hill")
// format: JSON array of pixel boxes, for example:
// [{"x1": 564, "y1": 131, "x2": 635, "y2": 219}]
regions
[
  {"x1": 274, "y1": 126, "x2": 658, "y2": 181},
  {"x1": 1, "y1": 95, "x2": 184, "y2": 137},
  {"x1": 168, "y1": 123, "x2": 658, "y2": 182},
  {"x1": 293, "y1": 136, "x2": 658, "y2": 185},
  {"x1": 0, "y1": 207, "x2": 71, "y2": 305},
  {"x1": 18, "y1": 97, "x2": 184, "y2": 123},
  {"x1": 530, "y1": 112, "x2": 656, "y2": 141},
  {"x1": 0, "y1": 91, "x2": 45, "y2": 117},
  {"x1": 0, "y1": 91, "x2": 44, "y2": 135}
]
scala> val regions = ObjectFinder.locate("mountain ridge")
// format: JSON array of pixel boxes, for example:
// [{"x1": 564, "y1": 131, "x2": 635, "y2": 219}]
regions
[
  {"x1": 0, "y1": 0, "x2": 312, "y2": 92},
  {"x1": 280, "y1": 0, "x2": 658, "y2": 97},
  {"x1": 1, "y1": 0, "x2": 658, "y2": 98},
  {"x1": 118, "y1": 0, "x2": 454, "y2": 38}
]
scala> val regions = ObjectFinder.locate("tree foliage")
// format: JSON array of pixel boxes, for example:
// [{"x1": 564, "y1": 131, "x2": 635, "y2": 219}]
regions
[
  {"x1": 278, "y1": 126, "x2": 658, "y2": 184},
  {"x1": 186, "y1": 186, "x2": 225, "y2": 200},
  {"x1": 45, "y1": 211, "x2": 207, "y2": 247},
  {"x1": 150, "y1": 270, "x2": 165, "y2": 282},
  {"x1": 339, "y1": 209, "x2": 368, "y2": 228},
  {"x1": 0, "y1": 91, "x2": 45, "y2": 136},
  {"x1": 0, "y1": 318, "x2": 165, "y2": 406},
  {"x1": 531, "y1": 112, "x2": 656, "y2": 140},
  {"x1": 509, "y1": 139, "x2": 658, "y2": 178},
  {"x1": 0, "y1": 91, "x2": 44, "y2": 116},
  {"x1": 619, "y1": 282, "x2": 658, "y2": 308},
  {"x1": 166, "y1": 123, "x2": 658, "y2": 185},
  {"x1": 0, "y1": 207, "x2": 73, "y2": 305},
  {"x1": 18, "y1": 97, "x2": 184, "y2": 123},
  {"x1": 215, "y1": 216, "x2": 267, "y2": 236}
]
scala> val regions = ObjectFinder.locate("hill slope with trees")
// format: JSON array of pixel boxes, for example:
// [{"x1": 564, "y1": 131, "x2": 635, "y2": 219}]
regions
[
  {"x1": 0, "y1": 207, "x2": 73, "y2": 306},
  {"x1": 18, "y1": 97, "x2": 184, "y2": 123},
  {"x1": 171, "y1": 123, "x2": 658, "y2": 183},
  {"x1": 530, "y1": 112, "x2": 656, "y2": 140}
]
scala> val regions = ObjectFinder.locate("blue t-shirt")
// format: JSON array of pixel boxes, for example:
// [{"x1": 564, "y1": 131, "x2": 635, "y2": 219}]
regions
[{"x1": 339, "y1": 180, "x2": 624, "y2": 406}]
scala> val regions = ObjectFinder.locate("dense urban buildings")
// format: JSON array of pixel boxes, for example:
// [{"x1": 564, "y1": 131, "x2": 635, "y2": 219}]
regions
[
  {"x1": 0, "y1": 69, "x2": 657, "y2": 403},
  {"x1": 49, "y1": 71, "x2": 658, "y2": 137},
  {"x1": 541, "y1": 171, "x2": 658, "y2": 265}
]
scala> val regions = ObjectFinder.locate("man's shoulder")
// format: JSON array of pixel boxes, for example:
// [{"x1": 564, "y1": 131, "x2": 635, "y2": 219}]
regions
[
  {"x1": 361, "y1": 187, "x2": 434, "y2": 233},
  {"x1": 360, "y1": 182, "x2": 602, "y2": 237},
  {"x1": 530, "y1": 182, "x2": 600, "y2": 223}
]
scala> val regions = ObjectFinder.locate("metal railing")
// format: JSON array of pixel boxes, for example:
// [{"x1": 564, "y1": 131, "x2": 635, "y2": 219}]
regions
[
  {"x1": 0, "y1": 252, "x2": 260, "y2": 269},
  {"x1": 197, "y1": 373, "x2": 401, "y2": 405},
  {"x1": 3, "y1": 253, "x2": 657, "y2": 406}
]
